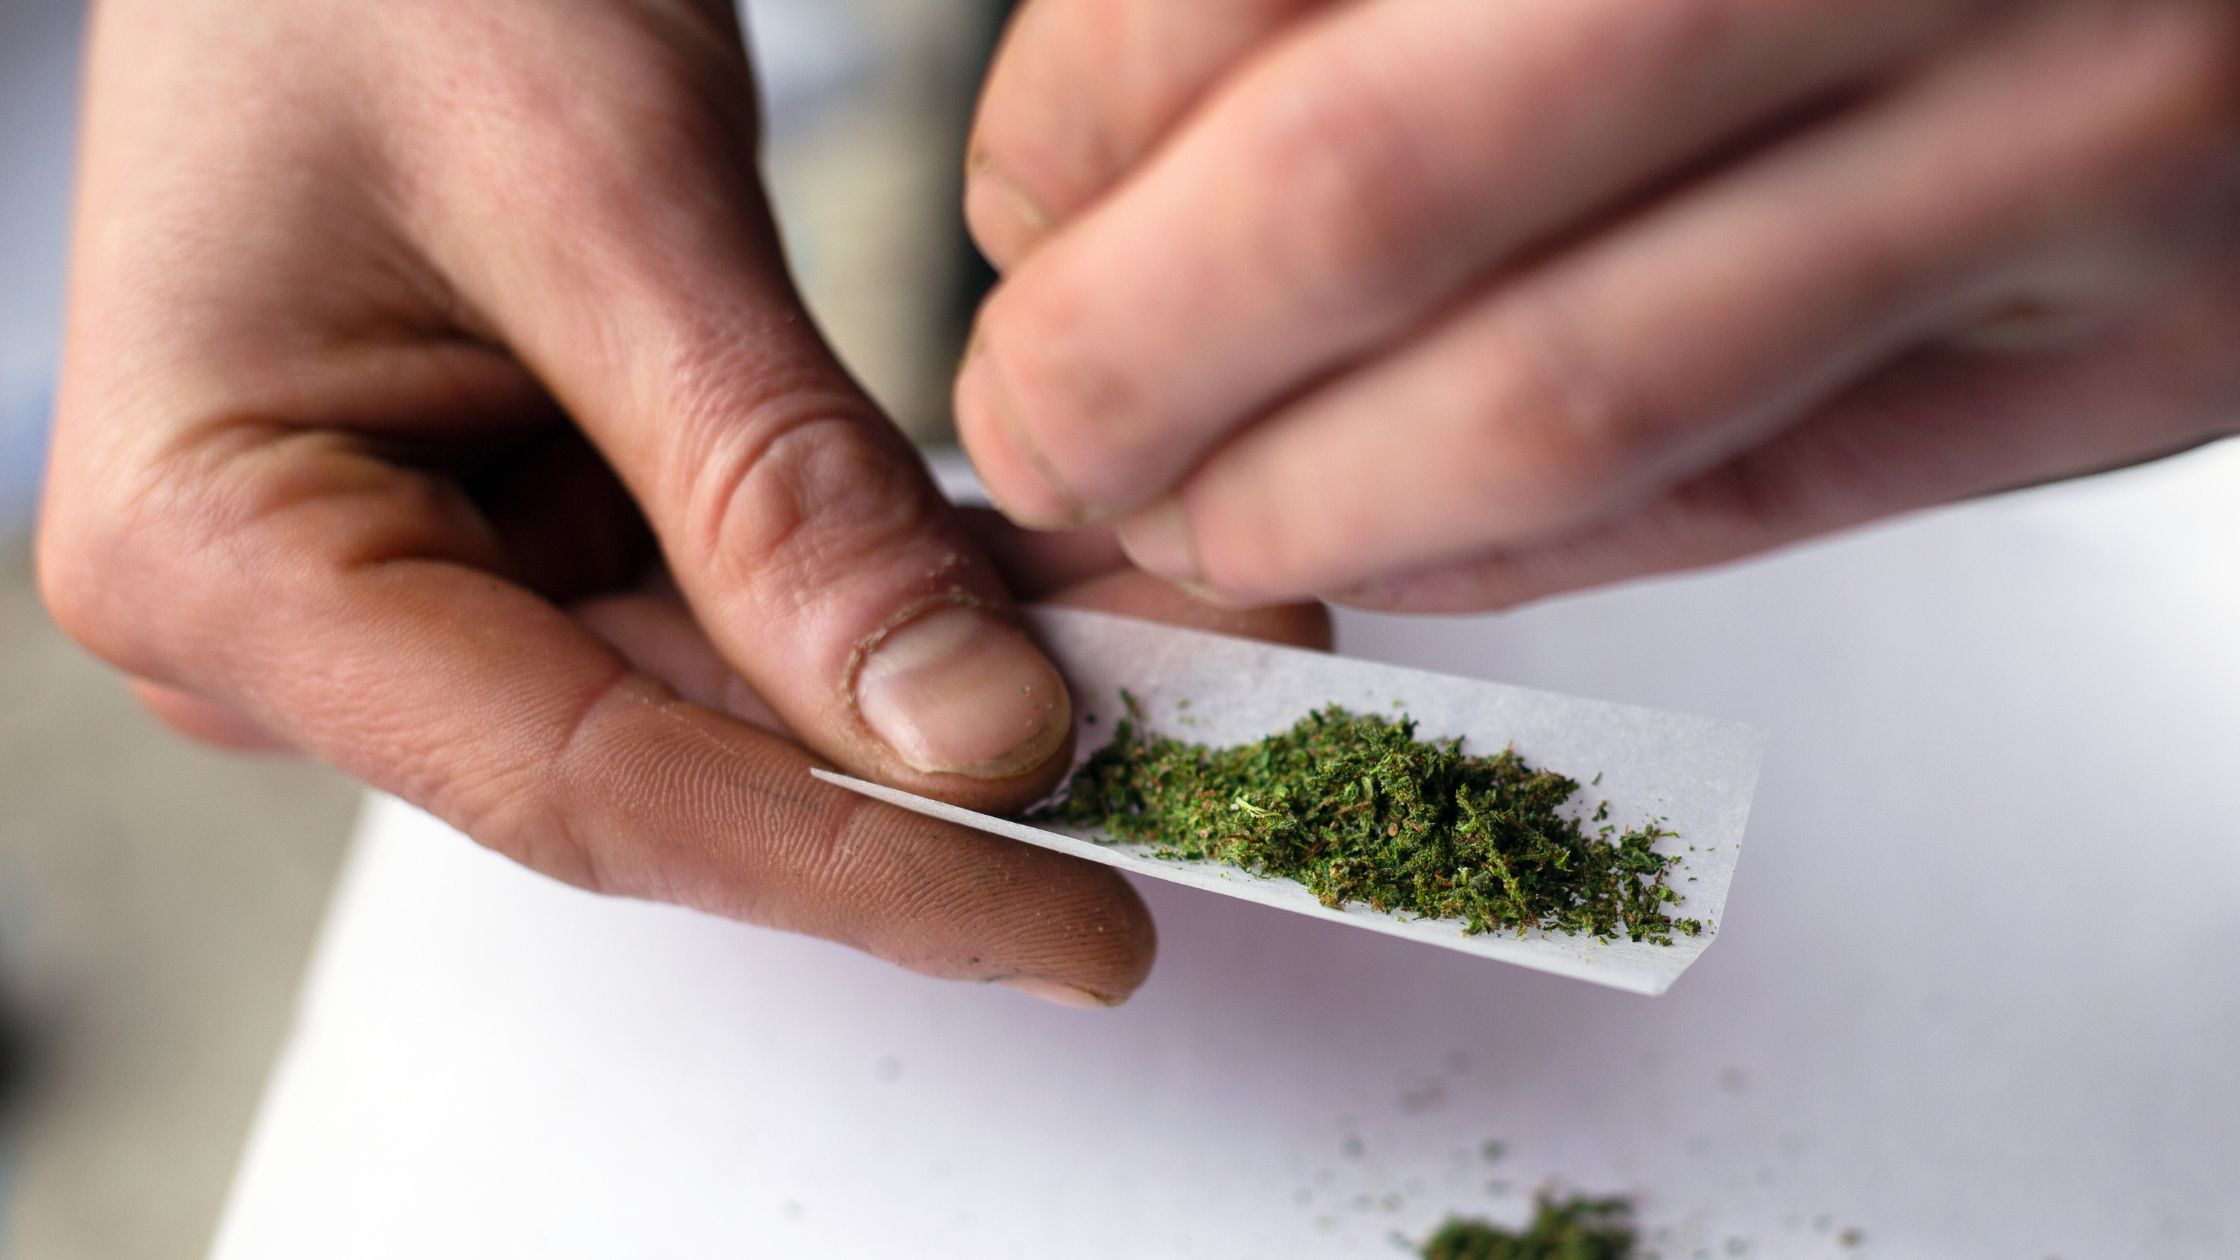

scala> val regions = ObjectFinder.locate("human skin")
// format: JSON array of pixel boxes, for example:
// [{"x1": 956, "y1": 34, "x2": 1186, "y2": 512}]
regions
[
  {"x1": 960, "y1": 0, "x2": 2240, "y2": 610},
  {"x1": 36, "y1": 0, "x2": 1328, "y2": 1008}
]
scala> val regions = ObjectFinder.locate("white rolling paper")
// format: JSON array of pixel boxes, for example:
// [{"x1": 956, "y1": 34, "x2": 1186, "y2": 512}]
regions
[{"x1": 817, "y1": 608, "x2": 1765, "y2": 996}]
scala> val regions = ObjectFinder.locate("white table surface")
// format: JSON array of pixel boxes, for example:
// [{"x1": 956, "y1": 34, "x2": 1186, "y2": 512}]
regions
[{"x1": 211, "y1": 446, "x2": 2240, "y2": 1260}]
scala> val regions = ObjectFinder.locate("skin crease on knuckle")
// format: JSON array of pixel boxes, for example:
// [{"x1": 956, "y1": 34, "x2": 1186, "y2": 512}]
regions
[
  {"x1": 477, "y1": 682, "x2": 925, "y2": 940},
  {"x1": 683, "y1": 402, "x2": 927, "y2": 591},
  {"x1": 43, "y1": 426, "x2": 424, "y2": 687},
  {"x1": 456, "y1": 665, "x2": 791, "y2": 914},
  {"x1": 1466, "y1": 297, "x2": 1678, "y2": 529},
  {"x1": 1227, "y1": 40, "x2": 1462, "y2": 341},
  {"x1": 1193, "y1": 304, "x2": 1651, "y2": 600},
  {"x1": 678, "y1": 403, "x2": 1002, "y2": 701}
]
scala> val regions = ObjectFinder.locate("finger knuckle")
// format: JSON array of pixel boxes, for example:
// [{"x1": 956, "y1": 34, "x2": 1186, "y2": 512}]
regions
[
  {"x1": 1454, "y1": 308, "x2": 1659, "y2": 519},
  {"x1": 1248, "y1": 50, "x2": 1454, "y2": 315},
  {"x1": 684, "y1": 402, "x2": 937, "y2": 600},
  {"x1": 448, "y1": 669, "x2": 649, "y2": 899}
]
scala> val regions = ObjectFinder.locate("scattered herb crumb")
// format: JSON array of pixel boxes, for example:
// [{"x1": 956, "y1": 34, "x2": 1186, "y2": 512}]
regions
[
  {"x1": 1038, "y1": 698, "x2": 1702, "y2": 943},
  {"x1": 1420, "y1": 1193, "x2": 1639, "y2": 1259}
]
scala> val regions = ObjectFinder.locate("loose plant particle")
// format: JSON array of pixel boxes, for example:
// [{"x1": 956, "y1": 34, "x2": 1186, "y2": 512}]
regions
[
  {"x1": 1037, "y1": 700, "x2": 1702, "y2": 944},
  {"x1": 1419, "y1": 1193, "x2": 1640, "y2": 1259}
]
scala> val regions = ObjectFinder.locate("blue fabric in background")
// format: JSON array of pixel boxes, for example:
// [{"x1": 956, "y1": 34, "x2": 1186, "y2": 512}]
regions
[{"x1": 1, "y1": 0, "x2": 87, "y2": 540}]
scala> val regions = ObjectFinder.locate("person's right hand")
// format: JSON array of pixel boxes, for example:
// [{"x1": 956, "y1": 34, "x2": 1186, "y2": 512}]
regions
[
  {"x1": 959, "y1": 0, "x2": 2239, "y2": 612},
  {"x1": 37, "y1": 0, "x2": 1326, "y2": 1007}
]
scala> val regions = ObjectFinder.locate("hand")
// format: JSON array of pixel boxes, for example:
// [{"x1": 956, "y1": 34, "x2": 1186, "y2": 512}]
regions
[
  {"x1": 959, "y1": 0, "x2": 2240, "y2": 610},
  {"x1": 37, "y1": 0, "x2": 1326, "y2": 1006}
]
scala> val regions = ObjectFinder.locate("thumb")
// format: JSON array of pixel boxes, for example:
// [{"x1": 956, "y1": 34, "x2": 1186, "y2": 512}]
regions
[{"x1": 414, "y1": 56, "x2": 1075, "y2": 810}]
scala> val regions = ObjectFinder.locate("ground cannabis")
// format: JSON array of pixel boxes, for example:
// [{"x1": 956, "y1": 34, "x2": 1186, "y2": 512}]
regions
[
  {"x1": 1420, "y1": 1194, "x2": 1639, "y2": 1259},
  {"x1": 1039, "y1": 701, "x2": 1702, "y2": 944}
]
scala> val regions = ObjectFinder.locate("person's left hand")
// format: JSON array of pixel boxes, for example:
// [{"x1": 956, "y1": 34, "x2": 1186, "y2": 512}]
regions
[
  {"x1": 956, "y1": 0, "x2": 2240, "y2": 611},
  {"x1": 38, "y1": 0, "x2": 1330, "y2": 1008}
]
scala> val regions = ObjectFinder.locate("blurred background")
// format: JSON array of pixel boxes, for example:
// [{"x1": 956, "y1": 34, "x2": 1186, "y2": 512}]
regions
[{"x1": 0, "y1": 1, "x2": 1005, "y2": 1255}]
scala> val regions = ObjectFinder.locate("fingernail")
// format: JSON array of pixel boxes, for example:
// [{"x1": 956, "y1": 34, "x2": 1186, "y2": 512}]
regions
[
  {"x1": 854, "y1": 606, "x2": 1071, "y2": 779},
  {"x1": 1115, "y1": 496, "x2": 1202, "y2": 585},
  {"x1": 1000, "y1": 975, "x2": 1121, "y2": 1010},
  {"x1": 955, "y1": 339, "x2": 1086, "y2": 529},
  {"x1": 965, "y1": 149, "x2": 1054, "y2": 268}
]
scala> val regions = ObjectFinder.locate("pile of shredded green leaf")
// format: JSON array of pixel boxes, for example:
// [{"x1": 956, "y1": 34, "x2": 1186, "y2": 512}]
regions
[
  {"x1": 1419, "y1": 1194, "x2": 1639, "y2": 1260},
  {"x1": 1038, "y1": 701, "x2": 1702, "y2": 944}
]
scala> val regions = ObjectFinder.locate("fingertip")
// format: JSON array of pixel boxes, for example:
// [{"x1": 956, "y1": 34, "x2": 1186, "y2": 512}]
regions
[
  {"x1": 955, "y1": 336, "x2": 1091, "y2": 530},
  {"x1": 871, "y1": 823, "x2": 1157, "y2": 1003},
  {"x1": 1005, "y1": 865, "x2": 1159, "y2": 1006},
  {"x1": 965, "y1": 148, "x2": 1054, "y2": 273},
  {"x1": 1113, "y1": 496, "x2": 1204, "y2": 587}
]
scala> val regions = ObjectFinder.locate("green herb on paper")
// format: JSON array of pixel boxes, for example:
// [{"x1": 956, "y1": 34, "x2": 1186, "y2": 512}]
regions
[
  {"x1": 1037, "y1": 699, "x2": 1702, "y2": 944},
  {"x1": 1419, "y1": 1194, "x2": 1639, "y2": 1259}
]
